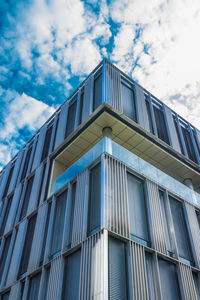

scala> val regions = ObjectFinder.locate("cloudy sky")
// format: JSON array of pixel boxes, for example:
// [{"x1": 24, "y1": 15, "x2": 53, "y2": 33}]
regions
[{"x1": 1, "y1": 0, "x2": 200, "y2": 169}]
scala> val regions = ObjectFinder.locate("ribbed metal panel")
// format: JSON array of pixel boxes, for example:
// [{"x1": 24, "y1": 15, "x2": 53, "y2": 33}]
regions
[
  {"x1": 32, "y1": 124, "x2": 47, "y2": 171},
  {"x1": 46, "y1": 255, "x2": 62, "y2": 300},
  {"x1": 147, "y1": 180, "x2": 168, "y2": 254},
  {"x1": 105, "y1": 61, "x2": 122, "y2": 112},
  {"x1": 9, "y1": 282, "x2": 21, "y2": 300},
  {"x1": 104, "y1": 155, "x2": 129, "y2": 238},
  {"x1": 130, "y1": 241, "x2": 149, "y2": 300},
  {"x1": 54, "y1": 103, "x2": 69, "y2": 149},
  {"x1": 27, "y1": 205, "x2": 46, "y2": 273},
  {"x1": 27, "y1": 164, "x2": 43, "y2": 215},
  {"x1": 185, "y1": 202, "x2": 200, "y2": 267},
  {"x1": 0, "y1": 162, "x2": 11, "y2": 201},
  {"x1": 179, "y1": 263, "x2": 197, "y2": 300},
  {"x1": 164, "y1": 105, "x2": 181, "y2": 152},
  {"x1": 71, "y1": 170, "x2": 89, "y2": 247},
  {"x1": 8, "y1": 150, "x2": 23, "y2": 194},
  {"x1": 82, "y1": 74, "x2": 94, "y2": 123},
  {"x1": 135, "y1": 84, "x2": 149, "y2": 130},
  {"x1": 80, "y1": 229, "x2": 108, "y2": 300}
]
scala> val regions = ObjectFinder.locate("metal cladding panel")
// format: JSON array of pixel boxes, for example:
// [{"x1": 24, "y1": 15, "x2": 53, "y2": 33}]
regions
[
  {"x1": 179, "y1": 263, "x2": 197, "y2": 300},
  {"x1": 9, "y1": 282, "x2": 21, "y2": 300},
  {"x1": 147, "y1": 180, "x2": 168, "y2": 254},
  {"x1": 27, "y1": 205, "x2": 46, "y2": 273},
  {"x1": 4, "y1": 184, "x2": 22, "y2": 234},
  {"x1": 135, "y1": 84, "x2": 149, "y2": 131},
  {"x1": 54, "y1": 102, "x2": 68, "y2": 149},
  {"x1": 74, "y1": 89, "x2": 81, "y2": 130},
  {"x1": 32, "y1": 124, "x2": 47, "y2": 171},
  {"x1": 8, "y1": 150, "x2": 23, "y2": 194},
  {"x1": 71, "y1": 170, "x2": 89, "y2": 248},
  {"x1": 164, "y1": 105, "x2": 181, "y2": 152},
  {"x1": 80, "y1": 230, "x2": 108, "y2": 300},
  {"x1": 130, "y1": 241, "x2": 149, "y2": 300},
  {"x1": 27, "y1": 164, "x2": 43, "y2": 215},
  {"x1": 185, "y1": 203, "x2": 200, "y2": 267},
  {"x1": 105, "y1": 61, "x2": 122, "y2": 112},
  {"x1": 82, "y1": 74, "x2": 94, "y2": 123},
  {"x1": 0, "y1": 162, "x2": 11, "y2": 201},
  {"x1": 104, "y1": 155, "x2": 129, "y2": 238},
  {"x1": 39, "y1": 159, "x2": 50, "y2": 204},
  {"x1": 46, "y1": 256, "x2": 62, "y2": 300},
  {"x1": 48, "y1": 115, "x2": 58, "y2": 154},
  {"x1": 6, "y1": 220, "x2": 27, "y2": 286}
]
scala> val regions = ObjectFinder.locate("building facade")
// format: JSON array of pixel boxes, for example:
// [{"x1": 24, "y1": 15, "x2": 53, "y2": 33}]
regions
[{"x1": 0, "y1": 59, "x2": 200, "y2": 299}]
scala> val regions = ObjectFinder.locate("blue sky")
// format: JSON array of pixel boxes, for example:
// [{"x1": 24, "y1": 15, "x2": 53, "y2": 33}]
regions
[{"x1": 1, "y1": 0, "x2": 200, "y2": 169}]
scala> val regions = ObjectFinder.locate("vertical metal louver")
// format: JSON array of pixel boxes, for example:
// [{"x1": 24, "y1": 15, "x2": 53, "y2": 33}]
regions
[
  {"x1": 130, "y1": 241, "x2": 149, "y2": 300},
  {"x1": 104, "y1": 155, "x2": 129, "y2": 237},
  {"x1": 135, "y1": 85, "x2": 149, "y2": 131},
  {"x1": 27, "y1": 273, "x2": 41, "y2": 300},
  {"x1": 46, "y1": 256, "x2": 62, "y2": 300},
  {"x1": 82, "y1": 74, "x2": 94, "y2": 123},
  {"x1": 147, "y1": 180, "x2": 168, "y2": 254},
  {"x1": 8, "y1": 282, "x2": 21, "y2": 300},
  {"x1": 179, "y1": 263, "x2": 198, "y2": 300},
  {"x1": 105, "y1": 61, "x2": 122, "y2": 112}
]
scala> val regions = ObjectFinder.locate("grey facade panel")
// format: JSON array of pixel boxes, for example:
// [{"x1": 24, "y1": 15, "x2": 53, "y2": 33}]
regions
[
  {"x1": 0, "y1": 162, "x2": 12, "y2": 200},
  {"x1": 46, "y1": 256, "x2": 63, "y2": 300},
  {"x1": 54, "y1": 103, "x2": 68, "y2": 149},
  {"x1": 9, "y1": 282, "x2": 21, "y2": 300},
  {"x1": 27, "y1": 164, "x2": 43, "y2": 215},
  {"x1": 82, "y1": 74, "x2": 94, "y2": 123},
  {"x1": 32, "y1": 124, "x2": 47, "y2": 171},
  {"x1": 8, "y1": 150, "x2": 23, "y2": 194},
  {"x1": 135, "y1": 84, "x2": 149, "y2": 131},
  {"x1": 179, "y1": 263, "x2": 197, "y2": 300}
]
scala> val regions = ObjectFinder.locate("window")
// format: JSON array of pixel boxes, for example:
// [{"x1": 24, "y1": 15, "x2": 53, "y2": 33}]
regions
[
  {"x1": 78, "y1": 90, "x2": 84, "y2": 125},
  {"x1": 145, "y1": 97, "x2": 154, "y2": 134},
  {"x1": 121, "y1": 81, "x2": 137, "y2": 122},
  {"x1": 169, "y1": 196, "x2": 193, "y2": 263},
  {"x1": 19, "y1": 280, "x2": 25, "y2": 300},
  {"x1": 19, "y1": 175, "x2": 34, "y2": 221},
  {"x1": 27, "y1": 273, "x2": 41, "y2": 300},
  {"x1": 153, "y1": 104, "x2": 169, "y2": 144},
  {"x1": 67, "y1": 182, "x2": 76, "y2": 248},
  {"x1": 173, "y1": 117, "x2": 185, "y2": 155},
  {"x1": 50, "y1": 190, "x2": 67, "y2": 257},
  {"x1": 145, "y1": 252, "x2": 157, "y2": 300},
  {"x1": 3, "y1": 162, "x2": 15, "y2": 198},
  {"x1": 1, "y1": 291, "x2": 10, "y2": 300},
  {"x1": 42, "y1": 267, "x2": 50, "y2": 300},
  {"x1": 21, "y1": 145, "x2": 33, "y2": 181},
  {"x1": 108, "y1": 236, "x2": 128, "y2": 300},
  {"x1": 158, "y1": 258, "x2": 181, "y2": 300},
  {"x1": 41, "y1": 124, "x2": 53, "y2": 162},
  {"x1": 196, "y1": 210, "x2": 200, "y2": 229},
  {"x1": 0, "y1": 234, "x2": 11, "y2": 283},
  {"x1": 18, "y1": 214, "x2": 37, "y2": 277},
  {"x1": 39, "y1": 203, "x2": 51, "y2": 266},
  {"x1": 65, "y1": 98, "x2": 77, "y2": 138},
  {"x1": 181, "y1": 125, "x2": 197, "y2": 163},
  {"x1": 62, "y1": 249, "x2": 81, "y2": 299},
  {"x1": 93, "y1": 73, "x2": 102, "y2": 111},
  {"x1": 159, "y1": 191, "x2": 172, "y2": 253},
  {"x1": 88, "y1": 163, "x2": 101, "y2": 235},
  {"x1": 127, "y1": 173, "x2": 149, "y2": 245},
  {"x1": 193, "y1": 131, "x2": 200, "y2": 156},
  {"x1": 0, "y1": 194, "x2": 13, "y2": 236}
]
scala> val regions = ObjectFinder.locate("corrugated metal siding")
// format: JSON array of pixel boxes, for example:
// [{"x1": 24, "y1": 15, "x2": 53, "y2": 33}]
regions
[
  {"x1": 104, "y1": 61, "x2": 122, "y2": 112},
  {"x1": 147, "y1": 180, "x2": 168, "y2": 254},
  {"x1": 82, "y1": 74, "x2": 94, "y2": 123},
  {"x1": 135, "y1": 84, "x2": 149, "y2": 131},
  {"x1": 9, "y1": 282, "x2": 21, "y2": 300},
  {"x1": 130, "y1": 241, "x2": 149, "y2": 300},
  {"x1": 104, "y1": 155, "x2": 129, "y2": 238},
  {"x1": 32, "y1": 124, "x2": 47, "y2": 171},
  {"x1": 185, "y1": 202, "x2": 200, "y2": 267},
  {"x1": 46, "y1": 256, "x2": 63, "y2": 300},
  {"x1": 164, "y1": 105, "x2": 181, "y2": 152},
  {"x1": 179, "y1": 263, "x2": 197, "y2": 300}
]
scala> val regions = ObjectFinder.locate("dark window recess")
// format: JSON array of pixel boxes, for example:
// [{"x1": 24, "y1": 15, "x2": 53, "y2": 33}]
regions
[
  {"x1": 196, "y1": 210, "x2": 200, "y2": 229},
  {"x1": 41, "y1": 125, "x2": 53, "y2": 162},
  {"x1": 0, "y1": 195, "x2": 13, "y2": 236},
  {"x1": 18, "y1": 214, "x2": 37, "y2": 277},
  {"x1": 78, "y1": 91, "x2": 84, "y2": 125},
  {"x1": 62, "y1": 249, "x2": 81, "y2": 299},
  {"x1": 65, "y1": 99, "x2": 77, "y2": 138},
  {"x1": 145, "y1": 252, "x2": 157, "y2": 300},
  {"x1": 37, "y1": 163, "x2": 46, "y2": 207},
  {"x1": 3, "y1": 163, "x2": 15, "y2": 198},
  {"x1": 108, "y1": 237, "x2": 128, "y2": 300},
  {"x1": 145, "y1": 99, "x2": 154, "y2": 134},
  {"x1": 1, "y1": 291, "x2": 10, "y2": 300},
  {"x1": 193, "y1": 132, "x2": 200, "y2": 156},
  {"x1": 158, "y1": 258, "x2": 181, "y2": 300},
  {"x1": 27, "y1": 273, "x2": 41, "y2": 300},
  {"x1": 121, "y1": 82, "x2": 137, "y2": 122},
  {"x1": 0, "y1": 234, "x2": 11, "y2": 283},
  {"x1": 42, "y1": 267, "x2": 50, "y2": 300},
  {"x1": 19, "y1": 176, "x2": 34, "y2": 221},
  {"x1": 153, "y1": 105, "x2": 169, "y2": 144},
  {"x1": 67, "y1": 182, "x2": 76, "y2": 248},
  {"x1": 19, "y1": 280, "x2": 25, "y2": 300},
  {"x1": 50, "y1": 190, "x2": 67, "y2": 257},
  {"x1": 174, "y1": 118, "x2": 185, "y2": 154},
  {"x1": 169, "y1": 196, "x2": 193, "y2": 262},
  {"x1": 127, "y1": 173, "x2": 150, "y2": 244},
  {"x1": 39, "y1": 203, "x2": 51, "y2": 266},
  {"x1": 181, "y1": 126, "x2": 197, "y2": 163},
  {"x1": 159, "y1": 191, "x2": 172, "y2": 252},
  {"x1": 21, "y1": 146, "x2": 32, "y2": 181},
  {"x1": 93, "y1": 73, "x2": 102, "y2": 111},
  {"x1": 88, "y1": 163, "x2": 101, "y2": 235}
]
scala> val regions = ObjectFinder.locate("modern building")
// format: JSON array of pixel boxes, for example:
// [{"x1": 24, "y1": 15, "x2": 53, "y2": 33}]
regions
[{"x1": 0, "y1": 59, "x2": 200, "y2": 300}]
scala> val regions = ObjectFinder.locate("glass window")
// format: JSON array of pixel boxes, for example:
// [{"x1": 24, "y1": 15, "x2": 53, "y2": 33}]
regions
[
  {"x1": 158, "y1": 258, "x2": 181, "y2": 300},
  {"x1": 78, "y1": 90, "x2": 84, "y2": 125},
  {"x1": 27, "y1": 273, "x2": 41, "y2": 300},
  {"x1": 39, "y1": 203, "x2": 51, "y2": 266},
  {"x1": 42, "y1": 267, "x2": 50, "y2": 300},
  {"x1": 121, "y1": 82, "x2": 137, "y2": 122},
  {"x1": 145, "y1": 98, "x2": 154, "y2": 134},
  {"x1": 65, "y1": 98, "x2": 77, "y2": 138},
  {"x1": 127, "y1": 173, "x2": 149, "y2": 245},
  {"x1": 173, "y1": 117, "x2": 185, "y2": 154},
  {"x1": 0, "y1": 195, "x2": 13, "y2": 236},
  {"x1": 21, "y1": 145, "x2": 32, "y2": 181},
  {"x1": 181, "y1": 126, "x2": 197, "y2": 163},
  {"x1": 93, "y1": 73, "x2": 102, "y2": 111},
  {"x1": 193, "y1": 131, "x2": 200, "y2": 156},
  {"x1": 41, "y1": 124, "x2": 53, "y2": 162},
  {"x1": 3, "y1": 163, "x2": 15, "y2": 198},
  {"x1": 169, "y1": 196, "x2": 193, "y2": 262},
  {"x1": 88, "y1": 163, "x2": 101, "y2": 235},
  {"x1": 108, "y1": 236, "x2": 128, "y2": 300},
  {"x1": 62, "y1": 249, "x2": 81, "y2": 299},
  {"x1": 50, "y1": 190, "x2": 67, "y2": 257},
  {"x1": 159, "y1": 191, "x2": 172, "y2": 253},
  {"x1": 153, "y1": 105, "x2": 169, "y2": 144},
  {"x1": 19, "y1": 280, "x2": 25, "y2": 300},
  {"x1": 0, "y1": 234, "x2": 11, "y2": 283},
  {"x1": 18, "y1": 214, "x2": 37, "y2": 277},
  {"x1": 1, "y1": 291, "x2": 10, "y2": 300},
  {"x1": 67, "y1": 182, "x2": 76, "y2": 248},
  {"x1": 196, "y1": 210, "x2": 200, "y2": 229},
  {"x1": 145, "y1": 252, "x2": 157, "y2": 300},
  {"x1": 19, "y1": 175, "x2": 34, "y2": 221}
]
